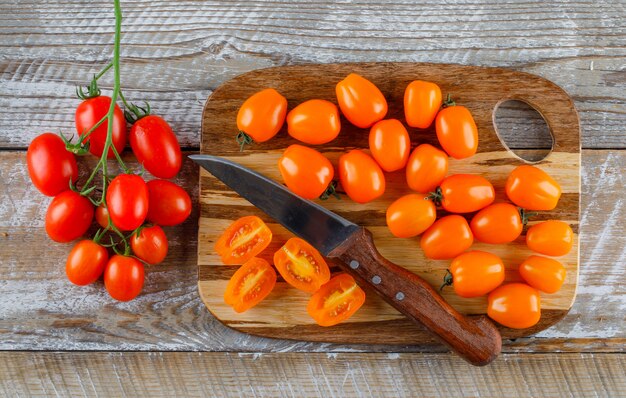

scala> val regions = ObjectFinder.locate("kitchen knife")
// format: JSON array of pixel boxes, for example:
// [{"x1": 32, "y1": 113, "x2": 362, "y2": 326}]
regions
[{"x1": 190, "y1": 154, "x2": 501, "y2": 366}]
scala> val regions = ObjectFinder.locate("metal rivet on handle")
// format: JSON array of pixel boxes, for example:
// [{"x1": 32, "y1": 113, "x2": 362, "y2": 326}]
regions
[
  {"x1": 372, "y1": 275, "x2": 381, "y2": 285},
  {"x1": 395, "y1": 292, "x2": 405, "y2": 301},
  {"x1": 349, "y1": 260, "x2": 359, "y2": 269}
]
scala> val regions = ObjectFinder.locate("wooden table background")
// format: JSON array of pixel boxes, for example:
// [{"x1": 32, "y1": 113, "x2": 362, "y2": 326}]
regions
[{"x1": 0, "y1": 0, "x2": 624, "y2": 396}]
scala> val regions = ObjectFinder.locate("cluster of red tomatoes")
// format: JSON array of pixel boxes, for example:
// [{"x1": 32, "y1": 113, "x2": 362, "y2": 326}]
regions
[
  {"x1": 222, "y1": 72, "x2": 573, "y2": 329},
  {"x1": 27, "y1": 91, "x2": 191, "y2": 302}
]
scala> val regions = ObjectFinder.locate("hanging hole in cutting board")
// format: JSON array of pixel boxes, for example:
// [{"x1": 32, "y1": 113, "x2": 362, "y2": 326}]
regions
[{"x1": 493, "y1": 99, "x2": 553, "y2": 163}]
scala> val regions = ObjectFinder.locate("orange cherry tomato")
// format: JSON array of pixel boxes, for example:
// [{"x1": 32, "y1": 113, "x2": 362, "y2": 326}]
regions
[
  {"x1": 405, "y1": 144, "x2": 449, "y2": 193},
  {"x1": 470, "y1": 203, "x2": 523, "y2": 244},
  {"x1": 236, "y1": 88, "x2": 287, "y2": 148},
  {"x1": 505, "y1": 165, "x2": 562, "y2": 211},
  {"x1": 447, "y1": 251, "x2": 505, "y2": 298},
  {"x1": 335, "y1": 73, "x2": 387, "y2": 128},
  {"x1": 287, "y1": 99, "x2": 340, "y2": 145},
  {"x1": 131, "y1": 225, "x2": 168, "y2": 265},
  {"x1": 339, "y1": 150, "x2": 385, "y2": 204},
  {"x1": 526, "y1": 220, "x2": 574, "y2": 256},
  {"x1": 404, "y1": 80, "x2": 442, "y2": 129},
  {"x1": 224, "y1": 257, "x2": 277, "y2": 313},
  {"x1": 273, "y1": 238, "x2": 330, "y2": 293},
  {"x1": 368, "y1": 119, "x2": 410, "y2": 172},
  {"x1": 488, "y1": 283, "x2": 541, "y2": 329},
  {"x1": 519, "y1": 255, "x2": 566, "y2": 294},
  {"x1": 278, "y1": 145, "x2": 335, "y2": 200},
  {"x1": 307, "y1": 273, "x2": 366, "y2": 327},
  {"x1": 435, "y1": 101, "x2": 478, "y2": 159},
  {"x1": 215, "y1": 216, "x2": 273, "y2": 265},
  {"x1": 386, "y1": 194, "x2": 436, "y2": 238},
  {"x1": 435, "y1": 174, "x2": 495, "y2": 213},
  {"x1": 420, "y1": 215, "x2": 473, "y2": 260}
]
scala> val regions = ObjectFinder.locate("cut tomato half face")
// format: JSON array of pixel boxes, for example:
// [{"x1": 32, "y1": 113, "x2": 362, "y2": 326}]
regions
[
  {"x1": 224, "y1": 257, "x2": 277, "y2": 313},
  {"x1": 273, "y1": 237, "x2": 331, "y2": 293},
  {"x1": 307, "y1": 273, "x2": 366, "y2": 327},
  {"x1": 215, "y1": 216, "x2": 273, "y2": 265}
]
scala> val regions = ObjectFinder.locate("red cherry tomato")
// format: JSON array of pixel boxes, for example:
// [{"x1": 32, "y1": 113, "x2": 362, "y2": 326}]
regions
[
  {"x1": 215, "y1": 216, "x2": 273, "y2": 265},
  {"x1": 278, "y1": 145, "x2": 335, "y2": 200},
  {"x1": 45, "y1": 191, "x2": 94, "y2": 243},
  {"x1": 237, "y1": 88, "x2": 287, "y2": 146},
  {"x1": 27, "y1": 133, "x2": 78, "y2": 197},
  {"x1": 435, "y1": 103, "x2": 478, "y2": 159},
  {"x1": 273, "y1": 238, "x2": 330, "y2": 293},
  {"x1": 307, "y1": 273, "x2": 366, "y2": 327},
  {"x1": 75, "y1": 95, "x2": 127, "y2": 158},
  {"x1": 65, "y1": 240, "x2": 109, "y2": 286},
  {"x1": 224, "y1": 257, "x2": 277, "y2": 313},
  {"x1": 146, "y1": 179, "x2": 192, "y2": 226},
  {"x1": 129, "y1": 115, "x2": 181, "y2": 179},
  {"x1": 420, "y1": 215, "x2": 473, "y2": 260},
  {"x1": 405, "y1": 144, "x2": 448, "y2": 193},
  {"x1": 519, "y1": 255, "x2": 566, "y2": 294},
  {"x1": 526, "y1": 220, "x2": 574, "y2": 256},
  {"x1": 95, "y1": 204, "x2": 110, "y2": 229},
  {"x1": 106, "y1": 174, "x2": 149, "y2": 231},
  {"x1": 505, "y1": 165, "x2": 562, "y2": 211},
  {"x1": 104, "y1": 255, "x2": 145, "y2": 302},
  {"x1": 287, "y1": 99, "x2": 341, "y2": 145},
  {"x1": 131, "y1": 225, "x2": 168, "y2": 265},
  {"x1": 386, "y1": 194, "x2": 437, "y2": 238},
  {"x1": 447, "y1": 251, "x2": 505, "y2": 298},
  {"x1": 404, "y1": 80, "x2": 442, "y2": 129},
  {"x1": 335, "y1": 73, "x2": 387, "y2": 128},
  {"x1": 470, "y1": 203, "x2": 523, "y2": 244},
  {"x1": 488, "y1": 283, "x2": 541, "y2": 329},
  {"x1": 368, "y1": 119, "x2": 410, "y2": 172},
  {"x1": 436, "y1": 174, "x2": 495, "y2": 213},
  {"x1": 339, "y1": 150, "x2": 385, "y2": 204}
]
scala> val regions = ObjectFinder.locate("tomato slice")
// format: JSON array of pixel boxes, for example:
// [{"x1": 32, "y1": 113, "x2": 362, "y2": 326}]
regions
[
  {"x1": 224, "y1": 258, "x2": 277, "y2": 313},
  {"x1": 307, "y1": 274, "x2": 366, "y2": 327},
  {"x1": 215, "y1": 216, "x2": 273, "y2": 265},
  {"x1": 273, "y1": 238, "x2": 330, "y2": 293}
]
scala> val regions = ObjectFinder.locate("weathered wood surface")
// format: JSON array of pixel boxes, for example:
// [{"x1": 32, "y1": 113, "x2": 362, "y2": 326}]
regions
[
  {"x1": 1, "y1": 352, "x2": 624, "y2": 397},
  {"x1": 0, "y1": 150, "x2": 622, "y2": 352},
  {"x1": 0, "y1": 1, "x2": 624, "y2": 149}
]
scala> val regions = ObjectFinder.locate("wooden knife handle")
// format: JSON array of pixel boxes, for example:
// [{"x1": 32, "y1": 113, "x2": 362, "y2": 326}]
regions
[{"x1": 328, "y1": 227, "x2": 502, "y2": 366}]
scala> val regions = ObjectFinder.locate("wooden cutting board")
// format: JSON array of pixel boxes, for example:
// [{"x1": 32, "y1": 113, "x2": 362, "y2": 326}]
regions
[{"x1": 197, "y1": 63, "x2": 580, "y2": 344}]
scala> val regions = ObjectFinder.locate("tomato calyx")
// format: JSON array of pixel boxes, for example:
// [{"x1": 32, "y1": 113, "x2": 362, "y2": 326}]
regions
[
  {"x1": 319, "y1": 180, "x2": 341, "y2": 200},
  {"x1": 427, "y1": 187, "x2": 443, "y2": 207},
  {"x1": 519, "y1": 208, "x2": 537, "y2": 225},
  {"x1": 441, "y1": 93, "x2": 456, "y2": 109},
  {"x1": 122, "y1": 94, "x2": 151, "y2": 124},
  {"x1": 440, "y1": 269, "x2": 453, "y2": 291},
  {"x1": 76, "y1": 75, "x2": 103, "y2": 100},
  {"x1": 235, "y1": 131, "x2": 254, "y2": 152},
  {"x1": 60, "y1": 131, "x2": 92, "y2": 156}
]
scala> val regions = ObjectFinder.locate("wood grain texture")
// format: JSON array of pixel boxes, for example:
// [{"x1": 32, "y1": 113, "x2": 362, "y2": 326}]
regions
[
  {"x1": 0, "y1": 1, "x2": 624, "y2": 149},
  {"x1": 1, "y1": 352, "x2": 624, "y2": 397},
  {"x1": 197, "y1": 63, "x2": 581, "y2": 344}
]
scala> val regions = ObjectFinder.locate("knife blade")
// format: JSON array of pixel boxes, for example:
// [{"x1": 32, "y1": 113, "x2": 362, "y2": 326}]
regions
[{"x1": 191, "y1": 154, "x2": 501, "y2": 366}]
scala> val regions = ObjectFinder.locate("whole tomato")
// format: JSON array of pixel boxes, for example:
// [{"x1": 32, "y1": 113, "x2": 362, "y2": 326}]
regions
[
  {"x1": 131, "y1": 225, "x2": 168, "y2": 265},
  {"x1": 446, "y1": 251, "x2": 505, "y2": 298},
  {"x1": 104, "y1": 255, "x2": 145, "y2": 302},
  {"x1": 27, "y1": 133, "x2": 78, "y2": 197},
  {"x1": 278, "y1": 145, "x2": 335, "y2": 200},
  {"x1": 368, "y1": 119, "x2": 410, "y2": 172},
  {"x1": 106, "y1": 174, "x2": 149, "y2": 231},
  {"x1": 470, "y1": 203, "x2": 524, "y2": 244},
  {"x1": 404, "y1": 80, "x2": 442, "y2": 129},
  {"x1": 488, "y1": 283, "x2": 541, "y2": 329},
  {"x1": 405, "y1": 144, "x2": 448, "y2": 193},
  {"x1": 237, "y1": 88, "x2": 287, "y2": 148},
  {"x1": 505, "y1": 165, "x2": 561, "y2": 211},
  {"x1": 526, "y1": 220, "x2": 573, "y2": 256},
  {"x1": 336, "y1": 73, "x2": 387, "y2": 128},
  {"x1": 95, "y1": 204, "x2": 110, "y2": 229},
  {"x1": 146, "y1": 180, "x2": 192, "y2": 226},
  {"x1": 65, "y1": 240, "x2": 109, "y2": 286},
  {"x1": 435, "y1": 101, "x2": 478, "y2": 159},
  {"x1": 386, "y1": 194, "x2": 436, "y2": 238},
  {"x1": 75, "y1": 95, "x2": 127, "y2": 158},
  {"x1": 287, "y1": 99, "x2": 340, "y2": 145},
  {"x1": 129, "y1": 115, "x2": 181, "y2": 179},
  {"x1": 46, "y1": 191, "x2": 94, "y2": 243},
  {"x1": 435, "y1": 174, "x2": 495, "y2": 213},
  {"x1": 420, "y1": 215, "x2": 473, "y2": 259},
  {"x1": 338, "y1": 150, "x2": 385, "y2": 204},
  {"x1": 519, "y1": 255, "x2": 566, "y2": 294}
]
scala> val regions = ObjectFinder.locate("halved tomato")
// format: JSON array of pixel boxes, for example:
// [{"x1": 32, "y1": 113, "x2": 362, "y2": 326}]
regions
[
  {"x1": 307, "y1": 273, "x2": 365, "y2": 327},
  {"x1": 215, "y1": 216, "x2": 273, "y2": 265},
  {"x1": 224, "y1": 257, "x2": 277, "y2": 313},
  {"x1": 274, "y1": 238, "x2": 330, "y2": 293}
]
